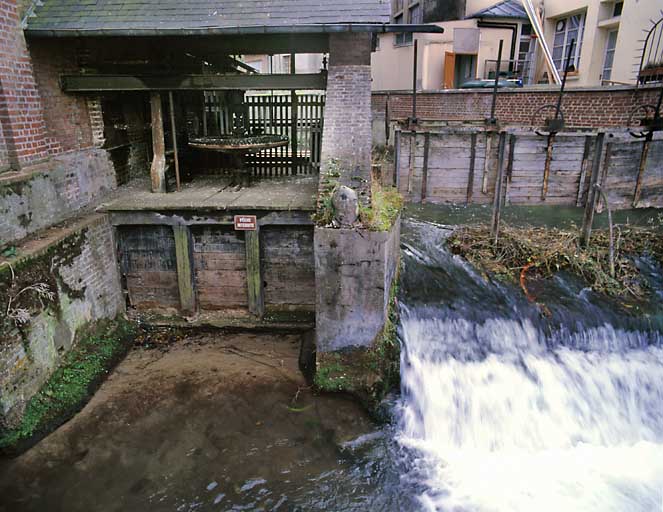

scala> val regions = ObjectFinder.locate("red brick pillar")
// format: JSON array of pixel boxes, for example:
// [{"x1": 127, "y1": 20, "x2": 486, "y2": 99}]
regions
[{"x1": 0, "y1": 0, "x2": 53, "y2": 169}]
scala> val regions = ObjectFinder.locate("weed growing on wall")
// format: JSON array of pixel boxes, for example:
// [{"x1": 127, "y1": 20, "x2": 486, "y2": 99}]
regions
[{"x1": 0, "y1": 318, "x2": 136, "y2": 454}]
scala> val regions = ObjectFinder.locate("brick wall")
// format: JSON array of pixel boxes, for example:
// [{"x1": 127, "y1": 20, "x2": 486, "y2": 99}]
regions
[
  {"x1": 0, "y1": 148, "x2": 117, "y2": 245},
  {"x1": 321, "y1": 33, "x2": 373, "y2": 202},
  {"x1": 372, "y1": 86, "x2": 663, "y2": 129},
  {"x1": 0, "y1": 213, "x2": 124, "y2": 429},
  {"x1": 0, "y1": 0, "x2": 53, "y2": 167},
  {"x1": 28, "y1": 39, "x2": 94, "y2": 153}
]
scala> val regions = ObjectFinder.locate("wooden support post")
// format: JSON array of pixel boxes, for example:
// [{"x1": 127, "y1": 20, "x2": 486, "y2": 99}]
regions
[
  {"x1": 541, "y1": 134, "x2": 555, "y2": 200},
  {"x1": 490, "y1": 132, "x2": 508, "y2": 244},
  {"x1": 290, "y1": 53, "x2": 298, "y2": 175},
  {"x1": 421, "y1": 131, "x2": 430, "y2": 202},
  {"x1": 632, "y1": 132, "x2": 652, "y2": 207},
  {"x1": 245, "y1": 229, "x2": 264, "y2": 317},
  {"x1": 393, "y1": 128, "x2": 401, "y2": 188},
  {"x1": 407, "y1": 132, "x2": 416, "y2": 194},
  {"x1": 482, "y1": 131, "x2": 493, "y2": 194},
  {"x1": 150, "y1": 92, "x2": 167, "y2": 193},
  {"x1": 168, "y1": 92, "x2": 181, "y2": 191},
  {"x1": 173, "y1": 225, "x2": 195, "y2": 314},
  {"x1": 597, "y1": 142, "x2": 612, "y2": 213},
  {"x1": 505, "y1": 133, "x2": 516, "y2": 199},
  {"x1": 580, "y1": 132, "x2": 605, "y2": 249},
  {"x1": 466, "y1": 132, "x2": 477, "y2": 204},
  {"x1": 576, "y1": 135, "x2": 592, "y2": 206}
]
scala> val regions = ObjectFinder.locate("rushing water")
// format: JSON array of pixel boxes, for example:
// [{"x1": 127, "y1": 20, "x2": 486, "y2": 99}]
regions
[{"x1": 395, "y1": 218, "x2": 663, "y2": 511}]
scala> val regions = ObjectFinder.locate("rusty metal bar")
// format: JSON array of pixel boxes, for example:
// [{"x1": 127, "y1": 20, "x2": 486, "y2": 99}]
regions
[
  {"x1": 411, "y1": 39, "x2": 418, "y2": 123},
  {"x1": 489, "y1": 39, "x2": 504, "y2": 123}
]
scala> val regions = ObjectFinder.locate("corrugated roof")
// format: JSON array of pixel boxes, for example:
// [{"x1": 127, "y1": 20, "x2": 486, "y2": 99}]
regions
[
  {"x1": 469, "y1": 0, "x2": 528, "y2": 20},
  {"x1": 25, "y1": 0, "x2": 391, "y2": 36}
]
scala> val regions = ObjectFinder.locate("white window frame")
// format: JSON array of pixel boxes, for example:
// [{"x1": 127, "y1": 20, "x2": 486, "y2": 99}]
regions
[
  {"x1": 602, "y1": 29, "x2": 618, "y2": 82},
  {"x1": 552, "y1": 12, "x2": 585, "y2": 72}
]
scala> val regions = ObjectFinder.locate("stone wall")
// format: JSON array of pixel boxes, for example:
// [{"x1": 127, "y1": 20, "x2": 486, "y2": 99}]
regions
[
  {"x1": 0, "y1": 214, "x2": 124, "y2": 429},
  {"x1": 372, "y1": 85, "x2": 663, "y2": 137},
  {"x1": 314, "y1": 218, "x2": 401, "y2": 353},
  {"x1": 0, "y1": 148, "x2": 116, "y2": 245}
]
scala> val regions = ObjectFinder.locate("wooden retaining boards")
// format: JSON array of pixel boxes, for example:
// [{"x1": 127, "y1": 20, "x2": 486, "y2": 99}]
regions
[{"x1": 173, "y1": 225, "x2": 195, "y2": 314}]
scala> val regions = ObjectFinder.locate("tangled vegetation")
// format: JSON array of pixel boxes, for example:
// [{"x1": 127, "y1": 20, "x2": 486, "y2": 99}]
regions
[
  {"x1": 448, "y1": 224, "x2": 663, "y2": 299},
  {"x1": 313, "y1": 159, "x2": 403, "y2": 231},
  {"x1": 0, "y1": 318, "x2": 136, "y2": 454}
]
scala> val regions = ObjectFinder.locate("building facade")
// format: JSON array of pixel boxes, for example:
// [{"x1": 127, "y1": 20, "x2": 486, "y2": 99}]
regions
[{"x1": 372, "y1": 0, "x2": 662, "y2": 90}]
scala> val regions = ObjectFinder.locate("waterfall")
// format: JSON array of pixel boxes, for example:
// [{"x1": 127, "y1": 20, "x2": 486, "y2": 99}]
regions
[{"x1": 396, "y1": 220, "x2": 663, "y2": 512}]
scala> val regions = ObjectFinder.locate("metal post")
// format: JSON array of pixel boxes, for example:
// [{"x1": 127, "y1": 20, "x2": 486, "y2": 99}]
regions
[
  {"x1": 411, "y1": 39, "x2": 418, "y2": 124},
  {"x1": 489, "y1": 39, "x2": 504, "y2": 123}
]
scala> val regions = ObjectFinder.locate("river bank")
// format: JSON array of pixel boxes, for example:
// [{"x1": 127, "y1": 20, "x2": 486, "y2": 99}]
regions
[{"x1": 0, "y1": 331, "x2": 377, "y2": 512}]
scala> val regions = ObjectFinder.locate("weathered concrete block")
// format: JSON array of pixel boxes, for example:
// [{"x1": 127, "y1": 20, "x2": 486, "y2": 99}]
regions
[
  {"x1": 0, "y1": 148, "x2": 116, "y2": 245},
  {"x1": 314, "y1": 217, "x2": 401, "y2": 352}
]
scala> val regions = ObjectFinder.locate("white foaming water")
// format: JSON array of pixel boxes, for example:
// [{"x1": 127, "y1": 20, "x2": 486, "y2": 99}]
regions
[{"x1": 397, "y1": 314, "x2": 663, "y2": 512}]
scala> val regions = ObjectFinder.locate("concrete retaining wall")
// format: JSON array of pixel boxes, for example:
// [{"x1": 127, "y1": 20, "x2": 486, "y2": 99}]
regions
[
  {"x1": 0, "y1": 214, "x2": 124, "y2": 429},
  {"x1": 314, "y1": 217, "x2": 400, "y2": 353}
]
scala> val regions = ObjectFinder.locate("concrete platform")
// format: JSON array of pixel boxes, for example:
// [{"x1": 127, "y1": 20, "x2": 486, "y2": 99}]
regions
[{"x1": 99, "y1": 175, "x2": 318, "y2": 212}]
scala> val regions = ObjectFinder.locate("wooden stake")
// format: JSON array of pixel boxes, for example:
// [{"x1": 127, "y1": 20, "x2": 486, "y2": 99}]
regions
[
  {"x1": 490, "y1": 132, "x2": 508, "y2": 244},
  {"x1": 150, "y1": 92, "x2": 166, "y2": 193},
  {"x1": 632, "y1": 132, "x2": 652, "y2": 207},
  {"x1": 580, "y1": 132, "x2": 605, "y2": 248},
  {"x1": 466, "y1": 132, "x2": 477, "y2": 204},
  {"x1": 421, "y1": 131, "x2": 430, "y2": 202}
]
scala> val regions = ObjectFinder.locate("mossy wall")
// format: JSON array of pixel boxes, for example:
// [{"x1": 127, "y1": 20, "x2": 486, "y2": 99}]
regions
[{"x1": 0, "y1": 214, "x2": 123, "y2": 431}]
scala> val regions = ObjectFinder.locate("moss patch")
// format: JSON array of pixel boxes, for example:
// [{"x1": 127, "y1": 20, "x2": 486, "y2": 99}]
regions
[
  {"x1": 448, "y1": 224, "x2": 663, "y2": 299},
  {"x1": 0, "y1": 317, "x2": 137, "y2": 456}
]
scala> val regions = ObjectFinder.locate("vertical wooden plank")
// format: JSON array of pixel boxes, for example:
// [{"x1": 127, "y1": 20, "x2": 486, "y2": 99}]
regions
[
  {"x1": 576, "y1": 135, "x2": 592, "y2": 207},
  {"x1": 173, "y1": 225, "x2": 195, "y2": 314},
  {"x1": 394, "y1": 127, "x2": 401, "y2": 188},
  {"x1": 150, "y1": 92, "x2": 166, "y2": 193},
  {"x1": 245, "y1": 229, "x2": 264, "y2": 317},
  {"x1": 407, "y1": 132, "x2": 416, "y2": 194},
  {"x1": 466, "y1": 132, "x2": 477, "y2": 204},
  {"x1": 490, "y1": 132, "x2": 508, "y2": 244},
  {"x1": 580, "y1": 132, "x2": 606, "y2": 248},
  {"x1": 421, "y1": 131, "x2": 430, "y2": 201},
  {"x1": 482, "y1": 131, "x2": 493, "y2": 194},
  {"x1": 541, "y1": 134, "x2": 555, "y2": 201},
  {"x1": 505, "y1": 133, "x2": 516, "y2": 202}
]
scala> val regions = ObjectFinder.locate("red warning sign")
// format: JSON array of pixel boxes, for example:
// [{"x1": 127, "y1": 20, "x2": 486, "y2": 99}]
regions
[{"x1": 234, "y1": 215, "x2": 257, "y2": 231}]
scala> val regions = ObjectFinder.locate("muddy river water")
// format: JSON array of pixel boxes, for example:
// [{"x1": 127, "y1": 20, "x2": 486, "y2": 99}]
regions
[{"x1": 2, "y1": 206, "x2": 663, "y2": 511}]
